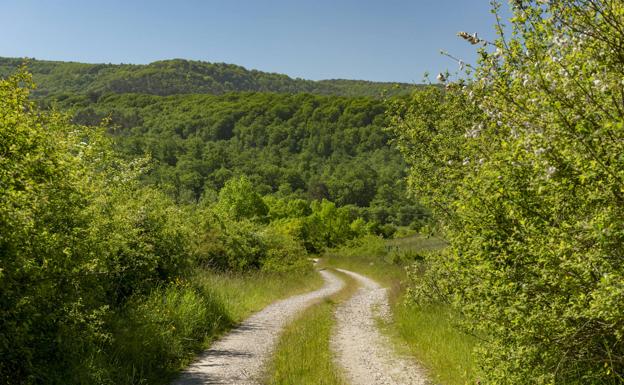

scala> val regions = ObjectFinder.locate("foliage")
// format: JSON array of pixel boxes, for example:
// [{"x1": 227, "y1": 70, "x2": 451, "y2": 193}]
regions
[
  {"x1": 300, "y1": 200, "x2": 360, "y2": 252},
  {"x1": 215, "y1": 175, "x2": 269, "y2": 222},
  {"x1": 0, "y1": 57, "x2": 420, "y2": 98},
  {"x1": 49, "y1": 91, "x2": 425, "y2": 228},
  {"x1": 0, "y1": 69, "x2": 201, "y2": 383},
  {"x1": 390, "y1": 1, "x2": 624, "y2": 383},
  {"x1": 0, "y1": 70, "x2": 331, "y2": 384}
]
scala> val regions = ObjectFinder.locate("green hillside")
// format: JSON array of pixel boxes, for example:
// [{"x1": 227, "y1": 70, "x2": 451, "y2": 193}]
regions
[
  {"x1": 0, "y1": 57, "x2": 419, "y2": 98},
  {"x1": 53, "y1": 91, "x2": 425, "y2": 230}
]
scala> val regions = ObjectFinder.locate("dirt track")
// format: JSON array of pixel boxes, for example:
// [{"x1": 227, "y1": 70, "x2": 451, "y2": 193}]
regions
[
  {"x1": 331, "y1": 268, "x2": 428, "y2": 385},
  {"x1": 172, "y1": 269, "x2": 343, "y2": 385},
  {"x1": 173, "y1": 267, "x2": 428, "y2": 385}
]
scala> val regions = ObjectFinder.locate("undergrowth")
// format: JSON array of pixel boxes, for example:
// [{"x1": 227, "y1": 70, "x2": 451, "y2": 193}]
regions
[{"x1": 93, "y1": 268, "x2": 323, "y2": 385}]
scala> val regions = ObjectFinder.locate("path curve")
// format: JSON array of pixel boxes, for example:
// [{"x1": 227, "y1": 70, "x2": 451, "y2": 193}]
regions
[
  {"x1": 332, "y1": 268, "x2": 428, "y2": 385},
  {"x1": 172, "y1": 269, "x2": 344, "y2": 385}
]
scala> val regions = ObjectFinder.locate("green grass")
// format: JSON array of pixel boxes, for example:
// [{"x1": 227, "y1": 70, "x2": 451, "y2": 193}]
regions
[
  {"x1": 191, "y1": 268, "x2": 324, "y2": 323},
  {"x1": 324, "y1": 234, "x2": 476, "y2": 385},
  {"x1": 322, "y1": 235, "x2": 405, "y2": 286},
  {"x1": 264, "y1": 270, "x2": 358, "y2": 385},
  {"x1": 390, "y1": 302, "x2": 476, "y2": 385},
  {"x1": 100, "y1": 268, "x2": 324, "y2": 385}
]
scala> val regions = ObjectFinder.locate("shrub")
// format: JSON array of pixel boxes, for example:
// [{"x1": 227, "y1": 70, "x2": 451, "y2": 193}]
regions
[{"x1": 390, "y1": 1, "x2": 624, "y2": 383}]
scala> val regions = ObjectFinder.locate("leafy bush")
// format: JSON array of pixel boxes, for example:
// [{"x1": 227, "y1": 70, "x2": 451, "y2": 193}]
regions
[
  {"x1": 390, "y1": 1, "x2": 624, "y2": 383},
  {"x1": 215, "y1": 176, "x2": 269, "y2": 222},
  {"x1": 0, "y1": 70, "x2": 195, "y2": 384}
]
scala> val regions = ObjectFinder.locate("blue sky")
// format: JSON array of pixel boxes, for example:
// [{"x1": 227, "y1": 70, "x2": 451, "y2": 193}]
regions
[{"x1": 2, "y1": 1, "x2": 509, "y2": 83}]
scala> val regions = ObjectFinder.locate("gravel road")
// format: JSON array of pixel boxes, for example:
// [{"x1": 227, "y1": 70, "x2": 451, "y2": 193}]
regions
[
  {"x1": 331, "y1": 268, "x2": 429, "y2": 385},
  {"x1": 172, "y1": 269, "x2": 344, "y2": 385}
]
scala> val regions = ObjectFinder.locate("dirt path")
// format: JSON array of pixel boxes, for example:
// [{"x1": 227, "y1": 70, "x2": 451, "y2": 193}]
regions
[
  {"x1": 332, "y1": 268, "x2": 429, "y2": 385},
  {"x1": 172, "y1": 269, "x2": 343, "y2": 385}
]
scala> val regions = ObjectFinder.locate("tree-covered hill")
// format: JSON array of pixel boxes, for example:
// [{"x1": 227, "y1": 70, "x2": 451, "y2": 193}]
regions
[
  {"x1": 53, "y1": 91, "x2": 425, "y2": 230},
  {"x1": 0, "y1": 57, "x2": 420, "y2": 98}
]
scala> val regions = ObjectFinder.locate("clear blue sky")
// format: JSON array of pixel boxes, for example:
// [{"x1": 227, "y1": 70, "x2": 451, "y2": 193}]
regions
[{"x1": 2, "y1": 1, "x2": 509, "y2": 83}]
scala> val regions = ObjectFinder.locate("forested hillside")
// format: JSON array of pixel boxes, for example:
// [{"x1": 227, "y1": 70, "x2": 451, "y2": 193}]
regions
[
  {"x1": 45, "y1": 91, "x2": 424, "y2": 231},
  {"x1": 0, "y1": 57, "x2": 425, "y2": 233},
  {"x1": 0, "y1": 57, "x2": 419, "y2": 98}
]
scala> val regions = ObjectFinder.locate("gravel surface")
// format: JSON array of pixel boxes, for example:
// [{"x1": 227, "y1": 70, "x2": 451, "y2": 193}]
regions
[
  {"x1": 332, "y1": 268, "x2": 429, "y2": 385},
  {"x1": 172, "y1": 269, "x2": 344, "y2": 385}
]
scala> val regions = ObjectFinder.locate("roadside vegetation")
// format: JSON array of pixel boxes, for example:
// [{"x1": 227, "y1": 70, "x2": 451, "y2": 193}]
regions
[
  {"x1": 388, "y1": 1, "x2": 624, "y2": 383},
  {"x1": 103, "y1": 269, "x2": 323, "y2": 385},
  {"x1": 265, "y1": 270, "x2": 357, "y2": 385}
]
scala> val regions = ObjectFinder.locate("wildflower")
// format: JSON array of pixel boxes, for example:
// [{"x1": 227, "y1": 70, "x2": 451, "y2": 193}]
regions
[
  {"x1": 436, "y1": 73, "x2": 447, "y2": 83},
  {"x1": 546, "y1": 166, "x2": 557, "y2": 177}
]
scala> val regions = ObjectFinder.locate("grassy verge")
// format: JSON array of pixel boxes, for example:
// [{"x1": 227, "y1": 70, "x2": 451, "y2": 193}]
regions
[
  {"x1": 264, "y1": 269, "x2": 358, "y2": 385},
  {"x1": 391, "y1": 303, "x2": 476, "y2": 385},
  {"x1": 324, "y1": 234, "x2": 476, "y2": 385},
  {"x1": 101, "y1": 268, "x2": 323, "y2": 385}
]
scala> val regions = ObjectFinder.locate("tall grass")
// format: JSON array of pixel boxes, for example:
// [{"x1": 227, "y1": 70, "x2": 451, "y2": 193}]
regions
[
  {"x1": 324, "y1": 234, "x2": 476, "y2": 385},
  {"x1": 265, "y1": 270, "x2": 357, "y2": 385},
  {"x1": 390, "y1": 302, "x2": 477, "y2": 385},
  {"x1": 90, "y1": 268, "x2": 323, "y2": 385}
]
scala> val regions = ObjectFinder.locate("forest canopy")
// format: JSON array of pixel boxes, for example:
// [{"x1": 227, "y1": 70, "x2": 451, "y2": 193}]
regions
[
  {"x1": 47, "y1": 90, "x2": 426, "y2": 230},
  {"x1": 0, "y1": 57, "x2": 421, "y2": 98}
]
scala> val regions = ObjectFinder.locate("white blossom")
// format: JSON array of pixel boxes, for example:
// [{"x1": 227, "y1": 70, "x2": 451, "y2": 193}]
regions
[{"x1": 546, "y1": 166, "x2": 557, "y2": 178}]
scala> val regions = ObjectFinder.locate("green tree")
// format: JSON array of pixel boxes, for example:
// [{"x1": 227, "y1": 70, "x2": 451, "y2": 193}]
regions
[
  {"x1": 391, "y1": 1, "x2": 624, "y2": 383},
  {"x1": 215, "y1": 176, "x2": 269, "y2": 222}
]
